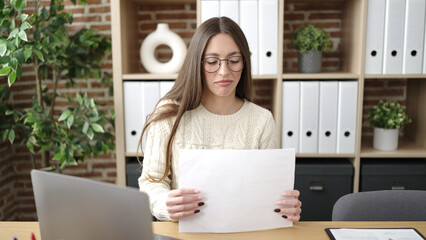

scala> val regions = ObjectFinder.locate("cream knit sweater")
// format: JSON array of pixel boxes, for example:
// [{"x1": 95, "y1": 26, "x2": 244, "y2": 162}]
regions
[{"x1": 138, "y1": 100, "x2": 277, "y2": 221}]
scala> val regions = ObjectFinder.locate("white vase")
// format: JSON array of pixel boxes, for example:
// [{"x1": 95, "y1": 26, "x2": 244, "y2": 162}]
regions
[
  {"x1": 140, "y1": 23, "x2": 187, "y2": 74},
  {"x1": 373, "y1": 127, "x2": 399, "y2": 151}
]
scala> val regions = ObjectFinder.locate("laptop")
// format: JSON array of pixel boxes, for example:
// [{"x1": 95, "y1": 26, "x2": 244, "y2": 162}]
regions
[{"x1": 31, "y1": 169, "x2": 179, "y2": 240}]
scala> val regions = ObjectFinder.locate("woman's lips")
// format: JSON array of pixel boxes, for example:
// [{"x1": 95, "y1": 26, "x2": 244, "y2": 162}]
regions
[{"x1": 215, "y1": 80, "x2": 233, "y2": 86}]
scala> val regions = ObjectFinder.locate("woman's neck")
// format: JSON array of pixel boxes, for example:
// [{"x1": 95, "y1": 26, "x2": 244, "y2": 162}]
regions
[{"x1": 202, "y1": 94, "x2": 244, "y2": 115}]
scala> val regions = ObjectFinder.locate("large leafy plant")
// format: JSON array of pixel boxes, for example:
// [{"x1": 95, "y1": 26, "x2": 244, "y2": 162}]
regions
[
  {"x1": 292, "y1": 24, "x2": 332, "y2": 53},
  {"x1": 366, "y1": 100, "x2": 412, "y2": 129},
  {"x1": 0, "y1": 0, "x2": 114, "y2": 171}
]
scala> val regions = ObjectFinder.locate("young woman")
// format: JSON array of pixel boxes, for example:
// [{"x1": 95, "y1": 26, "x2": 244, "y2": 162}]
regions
[{"x1": 138, "y1": 17, "x2": 301, "y2": 222}]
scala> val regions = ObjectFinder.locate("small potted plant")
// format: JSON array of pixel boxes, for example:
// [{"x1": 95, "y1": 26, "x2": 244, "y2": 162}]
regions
[
  {"x1": 292, "y1": 24, "x2": 332, "y2": 73},
  {"x1": 366, "y1": 100, "x2": 412, "y2": 151}
]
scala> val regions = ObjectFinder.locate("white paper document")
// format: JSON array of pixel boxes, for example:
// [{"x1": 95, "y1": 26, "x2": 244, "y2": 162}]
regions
[
  {"x1": 327, "y1": 228, "x2": 425, "y2": 240},
  {"x1": 178, "y1": 149, "x2": 295, "y2": 233}
]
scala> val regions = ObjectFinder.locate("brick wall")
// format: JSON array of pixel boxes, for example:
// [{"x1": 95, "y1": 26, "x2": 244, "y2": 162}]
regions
[
  {"x1": 0, "y1": 141, "x2": 17, "y2": 220},
  {"x1": 1, "y1": 1, "x2": 407, "y2": 220}
]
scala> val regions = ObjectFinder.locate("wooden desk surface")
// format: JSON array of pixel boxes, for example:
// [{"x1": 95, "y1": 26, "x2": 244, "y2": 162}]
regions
[{"x1": 1, "y1": 221, "x2": 426, "y2": 239}]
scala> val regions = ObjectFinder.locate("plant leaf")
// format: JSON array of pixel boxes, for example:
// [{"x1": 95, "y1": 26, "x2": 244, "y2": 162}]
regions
[
  {"x1": 0, "y1": 56, "x2": 10, "y2": 65},
  {"x1": 82, "y1": 121, "x2": 89, "y2": 134},
  {"x1": 87, "y1": 128, "x2": 94, "y2": 140},
  {"x1": 18, "y1": 30, "x2": 28, "y2": 42},
  {"x1": 58, "y1": 110, "x2": 71, "y2": 121},
  {"x1": 24, "y1": 49, "x2": 32, "y2": 61},
  {"x1": 0, "y1": 66, "x2": 11, "y2": 76},
  {"x1": 91, "y1": 123, "x2": 104, "y2": 133},
  {"x1": 67, "y1": 114, "x2": 74, "y2": 129},
  {"x1": 8, "y1": 70, "x2": 16, "y2": 86},
  {"x1": 8, "y1": 129, "x2": 15, "y2": 143},
  {"x1": 2, "y1": 129, "x2": 9, "y2": 141}
]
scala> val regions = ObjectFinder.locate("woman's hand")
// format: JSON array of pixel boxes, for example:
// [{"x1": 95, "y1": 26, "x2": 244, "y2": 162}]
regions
[
  {"x1": 166, "y1": 188, "x2": 205, "y2": 220},
  {"x1": 274, "y1": 190, "x2": 302, "y2": 222}
]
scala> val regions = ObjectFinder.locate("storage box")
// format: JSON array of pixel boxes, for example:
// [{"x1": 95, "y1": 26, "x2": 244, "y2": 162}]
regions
[
  {"x1": 361, "y1": 159, "x2": 426, "y2": 191},
  {"x1": 126, "y1": 160, "x2": 142, "y2": 188},
  {"x1": 295, "y1": 159, "x2": 353, "y2": 221}
]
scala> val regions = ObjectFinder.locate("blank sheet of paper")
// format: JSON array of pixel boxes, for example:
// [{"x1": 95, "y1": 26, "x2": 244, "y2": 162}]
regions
[{"x1": 178, "y1": 148, "x2": 295, "y2": 233}]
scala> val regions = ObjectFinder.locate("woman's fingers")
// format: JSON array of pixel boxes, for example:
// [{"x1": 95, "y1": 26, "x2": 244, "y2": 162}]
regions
[
  {"x1": 167, "y1": 202, "x2": 205, "y2": 214},
  {"x1": 169, "y1": 208, "x2": 201, "y2": 220}
]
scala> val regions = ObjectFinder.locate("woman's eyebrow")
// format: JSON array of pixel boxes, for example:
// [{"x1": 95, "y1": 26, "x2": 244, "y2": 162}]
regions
[{"x1": 204, "y1": 51, "x2": 242, "y2": 57}]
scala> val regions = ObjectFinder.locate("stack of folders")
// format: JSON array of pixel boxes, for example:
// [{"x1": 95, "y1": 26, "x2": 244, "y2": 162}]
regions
[
  {"x1": 281, "y1": 81, "x2": 358, "y2": 154},
  {"x1": 123, "y1": 81, "x2": 174, "y2": 153},
  {"x1": 200, "y1": 0, "x2": 278, "y2": 75},
  {"x1": 365, "y1": 0, "x2": 426, "y2": 74}
]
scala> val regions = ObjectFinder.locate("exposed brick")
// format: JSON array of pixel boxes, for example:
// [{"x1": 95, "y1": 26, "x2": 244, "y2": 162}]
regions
[
  {"x1": 140, "y1": 4, "x2": 185, "y2": 11},
  {"x1": 156, "y1": 13, "x2": 196, "y2": 20},
  {"x1": 89, "y1": 6, "x2": 110, "y2": 13}
]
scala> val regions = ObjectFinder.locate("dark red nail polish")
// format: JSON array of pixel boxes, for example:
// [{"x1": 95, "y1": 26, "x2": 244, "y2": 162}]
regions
[
  {"x1": 194, "y1": 209, "x2": 200, "y2": 214},
  {"x1": 282, "y1": 215, "x2": 288, "y2": 219},
  {"x1": 198, "y1": 202, "x2": 205, "y2": 206},
  {"x1": 274, "y1": 208, "x2": 281, "y2": 213}
]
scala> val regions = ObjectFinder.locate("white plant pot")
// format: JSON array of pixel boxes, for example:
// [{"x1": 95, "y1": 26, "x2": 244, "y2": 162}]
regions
[
  {"x1": 140, "y1": 23, "x2": 187, "y2": 74},
  {"x1": 373, "y1": 127, "x2": 399, "y2": 151}
]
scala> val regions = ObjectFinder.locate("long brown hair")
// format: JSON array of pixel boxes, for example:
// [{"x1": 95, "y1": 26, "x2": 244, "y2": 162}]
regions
[{"x1": 138, "y1": 17, "x2": 253, "y2": 182}]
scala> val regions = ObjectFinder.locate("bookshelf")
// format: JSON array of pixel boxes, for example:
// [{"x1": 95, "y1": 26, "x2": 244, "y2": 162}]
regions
[{"x1": 111, "y1": 0, "x2": 426, "y2": 192}]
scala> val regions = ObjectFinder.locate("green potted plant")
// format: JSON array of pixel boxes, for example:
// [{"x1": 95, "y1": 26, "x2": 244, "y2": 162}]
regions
[
  {"x1": 366, "y1": 100, "x2": 412, "y2": 151},
  {"x1": 0, "y1": 0, "x2": 114, "y2": 171},
  {"x1": 292, "y1": 24, "x2": 332, "y2": 73}
]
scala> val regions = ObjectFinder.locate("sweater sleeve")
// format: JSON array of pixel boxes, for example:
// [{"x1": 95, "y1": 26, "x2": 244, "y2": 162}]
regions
[
  {"x1": 138, "y1": 117, "x2": 174, "y2": 221},
  {"x1": 259, "y1": 111, "x2": 278, "y2": 149}
]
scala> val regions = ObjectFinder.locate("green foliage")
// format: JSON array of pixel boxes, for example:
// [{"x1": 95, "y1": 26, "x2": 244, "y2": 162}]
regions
[
  {"x1": 366, "y1": 100, "x2": 412, "y2": 129},
  {"x1": 292, "y1": 24, "x2": 332, "y2": 53},
  {"x1": 0, "y1": 0, "x2": 114, "y2": 170}
]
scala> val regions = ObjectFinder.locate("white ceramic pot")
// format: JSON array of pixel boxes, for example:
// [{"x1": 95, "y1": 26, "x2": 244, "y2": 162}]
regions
[
  {"x1": 373, "y1": 127, "x2": 399, "y2": 151},
  {"x1": 140, "y1": 23, "x2": 187, "y2": 74}
]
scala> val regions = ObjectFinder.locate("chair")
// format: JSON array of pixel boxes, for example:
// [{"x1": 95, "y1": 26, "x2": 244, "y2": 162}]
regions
[{"x1": 332, "y1": 190, "x2": 426, "y2": 221}]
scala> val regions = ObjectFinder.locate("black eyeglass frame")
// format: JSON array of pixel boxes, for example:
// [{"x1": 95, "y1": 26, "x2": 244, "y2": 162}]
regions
[{"x1": 201, "y1": 56, "x2": 245, "y2": 73}]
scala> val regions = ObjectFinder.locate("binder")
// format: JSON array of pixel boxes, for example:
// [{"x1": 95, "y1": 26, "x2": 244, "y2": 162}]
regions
[
  {"x1": 402, "y1": 0, "x2": 426, "y2": 74},
  {"x1": 364, "y1": 0, "x2": 386, "y2": 74},
  {"x1": 220, "y1": 0, "x2": 239, "y2": 24},
  {"x1": 240, "y1": 0, "x2": 259, "y2": 75},
  {"x1": 160, "y1": 81, "x2": 174, "y2": 98},
  {"x1": 124, "y1": 81, "x2": 143, "y2": 153},
  {"x1": 258, "y1": 0, "x2": 278, "y2": 75},
  {"x1": 141, "y1": 81, "x2": 161, "y2": 123},
  {"x1": 299, "y1": 81, "x2": 319, "y2": 153},
  {"x1": 201, "y1": 0, "x2": 220, "y2": 23},
  {"x1": 336, "y1": 81, "x2": 358, "y2": 154},
  {"x1": 318, "y1": 81, "x2": 338, "y2": 153},
  {"x1": 281, "y1": 81, "x2": 300, "y2": 151},
  {"x1": 383, "y1": 0, "x2": 406, "y2": 74}
]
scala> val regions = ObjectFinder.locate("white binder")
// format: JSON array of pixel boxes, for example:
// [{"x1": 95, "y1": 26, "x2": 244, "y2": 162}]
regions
[
  {"x1": 383, "y1": 0, "x2": 406, "y2": 74},
  {"x1": 281, "y1": 81, "x2": 300, "y2": 151},
  {"x1": 201, "y1": 0, "x2": 220, "y2": 23},
  {"x1": 318, "y1": 81, "x2": 338, "y2": 153},
  {"x1": 240, "y1": 0, "x2": 259, "y2": 75},
  {"x1": 258, "y1": 0, "x2": 278, "y2": 75},
  {"x1": 336, "y1": 81, "x2": 358, "y2": 154},
  {"x1": 141, "y1": 82, "x2": 161, "y2": 124},
  {"x1": 364, "y1": 0, "x2": 386, "y2": 74},
  {"x1": 160, "y1": 81, "x2": 174, "y2": 98},
  {"x1": 220, "y1": 0, "x2": 239, "y2": 24},
  {"x1": 402, "y1": 0, "x2": 426, "y2": 74},
  {"x1": 124, "y1": 82, "x2": 143, "y2": 153},
  {"x1": 299, "y1": 81, "x2": 319, "y2": 153}
]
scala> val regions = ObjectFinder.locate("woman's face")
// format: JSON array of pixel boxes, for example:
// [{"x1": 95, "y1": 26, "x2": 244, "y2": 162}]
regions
[{"x1": 202, "y1": 33, "x2": 243, "y2": 100}]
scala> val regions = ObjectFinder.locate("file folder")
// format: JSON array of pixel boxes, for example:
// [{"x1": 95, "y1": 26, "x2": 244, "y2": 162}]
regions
[
  {"x1": 220, "y1": 0, "x2": 239, "y2": 24},
  {"x1": 259, "y1": 0, "x2": 278, "y2": 75},
  {"x1": 299, "y1": 81, "x2": 319, "y2": 153},
  {"x1": 160, "y1": 81, "x2": 174, "y2": 98},
  {"x1": 336, "y1": 81, "x2": 358, "y2": 154},
  {"x1": 318, "y1": 81, "x2": 338, "y2": 153},
  {"x1": 124, "y1": 81, "x2": 143, "y2": 153},
  {"x1": 281, "y1": 81, "x2": 300, "y2": 151},
  {"x1": 201, "y1": 0, "x2": 220, "y2": 23},
  {"x1": 240, "y1": 0, "x2": 259, "y2": 75},
  {"x1": 364, "y1": 0, "x2": 386, "y2": 74},
  {"x1": 383, "y1": 0, "x2": 406, "y2": 74},
  {"x1": 402, "y1": 0, "x2": 426, "y2": 74}
]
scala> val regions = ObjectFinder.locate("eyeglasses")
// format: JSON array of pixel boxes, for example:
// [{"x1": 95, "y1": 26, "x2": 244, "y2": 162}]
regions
[{"x1": 202, "y1": 56, "x2": 245, "y2": 73}]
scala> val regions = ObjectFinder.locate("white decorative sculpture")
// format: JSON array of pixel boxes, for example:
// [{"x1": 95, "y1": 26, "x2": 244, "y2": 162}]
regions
[{"x1": 140, "y1": 23, "x2": 187, "y2": 74}]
